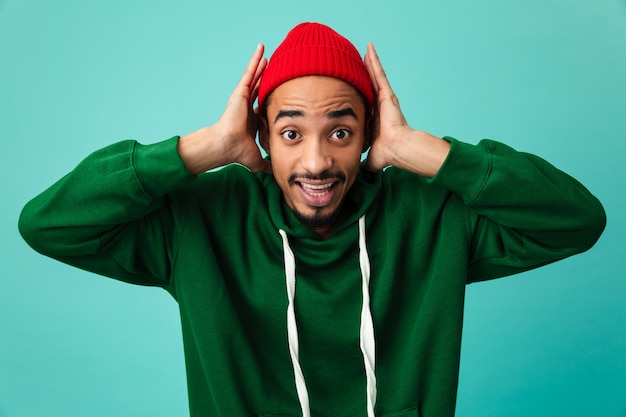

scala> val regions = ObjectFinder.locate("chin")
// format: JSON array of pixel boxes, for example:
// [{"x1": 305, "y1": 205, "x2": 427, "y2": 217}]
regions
[{"x1": 291, "y1": 205, "x2": 340, "y2": 229}]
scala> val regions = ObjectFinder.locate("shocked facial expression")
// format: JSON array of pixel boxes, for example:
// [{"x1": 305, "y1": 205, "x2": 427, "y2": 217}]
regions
[{"x1": 262, "y1": 76, "x2": 367, "y2": 238}]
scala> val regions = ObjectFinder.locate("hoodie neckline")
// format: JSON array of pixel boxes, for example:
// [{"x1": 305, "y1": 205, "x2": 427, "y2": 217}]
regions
[{"x1": 260, "y1": 167, "x2": 383, "y2": 239}]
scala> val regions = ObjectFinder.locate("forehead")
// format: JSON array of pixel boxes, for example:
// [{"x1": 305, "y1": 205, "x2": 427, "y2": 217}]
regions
[{"x1": 266, "y1": 76, "x2": 366, "y2": 118}]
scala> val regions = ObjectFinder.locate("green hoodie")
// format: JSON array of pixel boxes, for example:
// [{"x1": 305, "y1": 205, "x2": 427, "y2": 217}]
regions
[{"x1": 19, "y1": 136, "x2": 605, "y2": 417}]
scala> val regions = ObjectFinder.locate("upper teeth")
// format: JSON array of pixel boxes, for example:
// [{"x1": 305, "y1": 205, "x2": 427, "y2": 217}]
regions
[{"x1": 301, "y1": 183, "x2": 333, "y2": 190}]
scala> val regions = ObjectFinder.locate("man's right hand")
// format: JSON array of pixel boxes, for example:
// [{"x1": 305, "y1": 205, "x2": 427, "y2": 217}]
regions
[{"x1": 178, "y1": 44, "x2": 272, "y2": 175}]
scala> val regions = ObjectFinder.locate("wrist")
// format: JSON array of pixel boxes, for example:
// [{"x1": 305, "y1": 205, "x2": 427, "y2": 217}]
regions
[
  {"x1": 178, "y1": 126, "x2": 227, "y2": 175},
  {"x1": 391, "y1": 130, "x2": 450, "y2": 178}
]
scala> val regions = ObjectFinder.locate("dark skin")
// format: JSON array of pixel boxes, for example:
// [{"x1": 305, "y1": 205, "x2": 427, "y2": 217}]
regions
[
  {"x1": 259, "y1": 76, "x2": 367, "y2": 238},
  {"x1": 177, "y1": 43, "x2": 450, "y2": 237}
]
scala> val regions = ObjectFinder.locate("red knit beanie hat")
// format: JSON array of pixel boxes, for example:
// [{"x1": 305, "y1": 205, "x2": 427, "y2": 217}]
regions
[{"x1": 258, "y1": 22, "x2": 374, "y2": 110}]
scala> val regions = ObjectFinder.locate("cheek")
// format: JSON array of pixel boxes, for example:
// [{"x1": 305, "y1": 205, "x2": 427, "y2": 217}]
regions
[{"x1": 344, "y1": 142, "x2": 366, "y2": 168}]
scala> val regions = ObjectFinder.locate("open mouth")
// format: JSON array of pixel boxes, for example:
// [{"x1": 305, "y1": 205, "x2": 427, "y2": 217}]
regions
[
  {"x1": 288, "y1": 173, "x2": 346, "y2": 208},
  {"x1": 298, "y1": 181, "x2": 336, "y2": 197},
  {"x1": 294, "y1": 180, "x2": 341, "y2": 207}
]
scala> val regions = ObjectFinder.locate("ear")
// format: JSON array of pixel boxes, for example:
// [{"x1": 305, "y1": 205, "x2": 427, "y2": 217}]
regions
[
  {"x1": 363, "y1": 105, "x2": 377, "y2": 152},
  {"x1": 259, "y1": 115, "x2": 270, "y2": 154}
]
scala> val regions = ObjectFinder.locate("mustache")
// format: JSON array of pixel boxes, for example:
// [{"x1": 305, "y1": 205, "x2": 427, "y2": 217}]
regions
[{"x1": 288, "y1": 172, "x2": 346, "y2": 184}]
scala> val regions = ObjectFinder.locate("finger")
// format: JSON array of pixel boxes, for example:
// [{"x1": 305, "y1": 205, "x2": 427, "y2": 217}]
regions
[
  {"x1": 251, "y1": 84, "x2": 259, "y2": 105},
  {"x1": 250, "y1": 64, "x2": 265, "y2": 104},
  {"x1": 239, "y1": 43, "x2": 265, "y2": 90},
  {"x1": 252, "y1": 57, "x2": 267, "y2": 90},
  {"x1": 366, "y1": 43, "x2": 393, "y2": 94},
  {"x1": 363, "y1": 49, "x2": 379, "y2": 93}
]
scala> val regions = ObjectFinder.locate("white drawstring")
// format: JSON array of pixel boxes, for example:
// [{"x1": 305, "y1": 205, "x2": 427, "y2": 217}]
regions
[
  {"x1": 358, "y1": 215, "x2": 377, "y2": 417},
  {"x1": 279, "y1": 215, "x2": 376, "y2": 417},
  {"x1": 280, "y1": 229, "x2": 311, "y2": 417}
]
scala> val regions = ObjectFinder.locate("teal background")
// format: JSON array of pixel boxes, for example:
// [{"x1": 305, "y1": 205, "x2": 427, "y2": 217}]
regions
[{"x1": 1, "y1": 0, "x2": 625, "y2": 415}]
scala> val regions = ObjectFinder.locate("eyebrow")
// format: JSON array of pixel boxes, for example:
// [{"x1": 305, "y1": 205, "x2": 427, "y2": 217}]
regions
[
  {"x1": 274, "y1": 107, "x2": 358, "y2": 124},
  {"x1": 274, "y1": 109, "x2": 303, "y2": 124},
  {"x1": 327, "y1": 107, "x2": 358, "y2": 121}
]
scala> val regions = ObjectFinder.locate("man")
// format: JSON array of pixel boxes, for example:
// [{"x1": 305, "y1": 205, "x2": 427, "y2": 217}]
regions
[{"x1": 19, "y1": 22, "x2": 605, "y2": 417}]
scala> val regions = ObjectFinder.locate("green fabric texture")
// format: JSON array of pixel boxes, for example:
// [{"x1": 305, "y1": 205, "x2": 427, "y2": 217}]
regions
[{"x1": 19, "y1": 136, "x2": 605, "y2": 417}]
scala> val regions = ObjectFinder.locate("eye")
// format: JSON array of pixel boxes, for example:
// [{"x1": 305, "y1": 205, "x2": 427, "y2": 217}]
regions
[
  {"x1": 331, "y1": 129, "x2": 351, "y2": 140},
  {"x1": 281, "y1": 130, "x2": 301, "y2": 141}
]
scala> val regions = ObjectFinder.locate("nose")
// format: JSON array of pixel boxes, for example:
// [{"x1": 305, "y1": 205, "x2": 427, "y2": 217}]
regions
[{"x1": 299, "y1": 137, "x2": 333, "y2": 175}]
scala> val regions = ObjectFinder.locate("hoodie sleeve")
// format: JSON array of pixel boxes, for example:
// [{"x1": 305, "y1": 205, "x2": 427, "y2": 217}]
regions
[
  {"x1": 429, "y1": 138, "x2": 606, "y2": 283},
  {"x1": 18, "y1": 136, "x2": 196, "y2": 287}
]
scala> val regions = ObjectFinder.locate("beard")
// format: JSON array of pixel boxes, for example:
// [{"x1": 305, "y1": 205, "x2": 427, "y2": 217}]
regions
[
  {"x1": 287, "y1": 171, "x2": 346, "y2": 230},
  {"x1": 290, "y1": 205, "x2": 342, "y2": 229}
]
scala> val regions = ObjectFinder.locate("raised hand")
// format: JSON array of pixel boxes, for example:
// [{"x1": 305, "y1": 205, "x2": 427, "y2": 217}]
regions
[
  {"x1": 363, "y1": 43, "x2": 449, "y2": 177},
  {"x1": 178, "y1": 44, "x2": 271, "y2": 175},
  {"x1": 363, "y1": 43, "x2": 412, "y2": 172}
]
